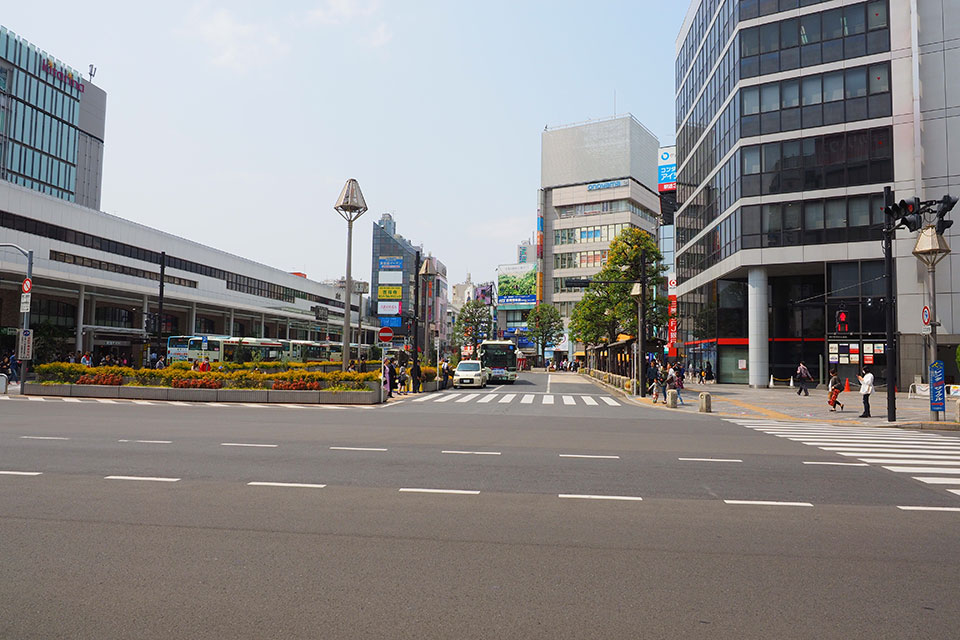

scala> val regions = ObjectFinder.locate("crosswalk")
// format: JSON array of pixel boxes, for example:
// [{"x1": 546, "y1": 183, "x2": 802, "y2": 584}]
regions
[
  {"x1": 728, "y1": 419, "x2": 960, "y2": 499},
  {"x1": 411, "y1": 392, "x2": 620, "y2": 408}
]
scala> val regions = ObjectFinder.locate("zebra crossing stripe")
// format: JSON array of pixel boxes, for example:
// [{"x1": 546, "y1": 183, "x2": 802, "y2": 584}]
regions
[
  {"x1": 562, "y1": 395, "x2": 575, "y2": 405},
  {"x1": 477, "y1": 394, "x2": 498, "y2": 403},
  {"x1": 455, "y1": 394, "x2": 476, "y2": 403},
  {"x1": 498, "y1": 394, "x2": 516, "y2": 403},
  {"x1": 601, "y1": 397, "x2": 620, "y2": 406},
  {"x1": 521, "y1": 394, "x2": 535, "y2": 404},
  {"x1": 543, "y1": 395, "x2": 554, "y2": 404},
  {"x1": 434, "y1": 394, "x2": 460, "y2": 403},
  {"x1": 582, "y1": 396, "x2": 598, "y2": 406}
]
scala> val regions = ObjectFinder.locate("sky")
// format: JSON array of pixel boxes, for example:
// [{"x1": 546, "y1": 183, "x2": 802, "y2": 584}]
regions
[{"x1": 4, "y1": 0, "x2": 690, "y2": 288}]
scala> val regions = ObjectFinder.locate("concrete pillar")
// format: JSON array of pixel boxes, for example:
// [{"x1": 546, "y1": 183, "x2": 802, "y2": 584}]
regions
[
  {"x1": 747, "y1": 266, "x2": 769, "y2": 388},
  {"x1": 229, "y1": 309, "x2": 235, "y2": 336},
  {"x1": 189, "y1": 303, "x2": 197, "y2": 335},
  {"x1": 260, "y1": 314, "x2": 265, "y2": 338},
  {"x1": 286, "y1": 319, "x2": 290, "y2": 340},
  {"x1": 75, "y1": 285, "x2": 85, "y2": 352},
  {"x1": 87, "y1": 297, "x2": 97, "y2": 353}
]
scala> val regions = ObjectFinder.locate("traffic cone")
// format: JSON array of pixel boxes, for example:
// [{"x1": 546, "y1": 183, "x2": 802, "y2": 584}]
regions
[
  {"x1": 844, "y1": 378, "x2": 850, "y2": 392},
  {"x1": 768, "y1": 374, "x2": 775, "y2": 388},
  {"x1": 789, "y1": 376, "x2": 794, "y2": 388}
]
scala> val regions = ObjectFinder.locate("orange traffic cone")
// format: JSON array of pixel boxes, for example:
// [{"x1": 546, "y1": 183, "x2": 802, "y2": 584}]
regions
[{"x1": 844, "y1": 378, "x2": 851, "y2": 392}]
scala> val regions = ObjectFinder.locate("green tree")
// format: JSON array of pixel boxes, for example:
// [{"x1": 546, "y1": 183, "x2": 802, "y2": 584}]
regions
[
  {"x1": 569, "y1": 227, "x2": 666, "y2": 367},
  {"x1": 453, "y1": 299, "x2": 493, "y2": 354},
  {"x1": 526, "y1": 304, "x2": 565, "y2": 365}
]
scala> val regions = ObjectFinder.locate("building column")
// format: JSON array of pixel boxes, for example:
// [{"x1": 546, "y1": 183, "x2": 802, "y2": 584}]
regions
[
  {"x1": 260, "y1": 314, "x2": 265, "y2": 338},
  {"x1": 75, "y1": 285, "x2": 85, "y2": 353},
  {"x1": 189, "y1": 303, "x2": 197, "y2": 335},
  {"x1": 229, "y1": 309, "x2": 235, "y2": 336},
  {"x1": 747, "y1": 266, "x2": 769, "y2": 388},
  {"x1": 87, "y1": 297, "x2": 97, "y2": 353},
  {"x1": 286, "y1": 319, "x2": 290, "y2": 340}
]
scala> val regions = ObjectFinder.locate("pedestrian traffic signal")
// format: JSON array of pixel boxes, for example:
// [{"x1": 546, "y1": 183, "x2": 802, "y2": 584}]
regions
[
  {"x1": 935, "y1": 194, "x2": 957, "y2": 235},
  {"x1": 835, "y1": 309, "x2": 849, "y2": 333}
]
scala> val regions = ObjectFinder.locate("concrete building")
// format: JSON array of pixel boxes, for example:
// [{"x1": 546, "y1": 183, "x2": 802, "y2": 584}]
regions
[
  {"x1": 0, "y1": 26, "x2": 106, "y2": 209},
  {"x1": 673, "y1": 0, "x2": 960, "y2": 387},
  {"x1": 538, "y1": 114, "x2": 662, "y2": 357}
]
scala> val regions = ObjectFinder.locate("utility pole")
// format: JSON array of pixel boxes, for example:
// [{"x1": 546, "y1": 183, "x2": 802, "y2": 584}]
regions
[
  {"x1": 882, "y1": 187, "x2": 897, "y2": 422},
  {"x1": 639, "y1": 250, "x2": 647, "y2": 398},
  {"x1": 413, "y1": 250, "x2": 421, "y2": 361},
  {"x1": 157, "y1": 251, "x2": 166, "y2": 355}
]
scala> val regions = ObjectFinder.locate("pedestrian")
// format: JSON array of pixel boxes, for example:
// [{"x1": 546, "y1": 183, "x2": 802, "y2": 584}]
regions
[
  {"x1": 704, "y1": 361, "x2": 713, "y2": 383},
  {"x1": 411, "y1": 358, "x2": 421, "y2": 393},
  {"x1": 198, "y1": 356, "x2": 211, "y2": 372},
  {"x1": 697, "y1": 364, "x2": 706, "y2": 384},
  {"x1": 827, "y1": 369, "x2": 844, "y2": 412},
  {"x1": 347, "y1": 360, "x2": 357, "y2": 373},
  {"x1": 440, "y1": 359, "x2": 451, "y2": 390},
  {"x1": 387, "y1": 358, "x2": 398, "y2": 397},
  {"x1": 857, "y1": 366, "x2": 875, "y2": 418},
  {"x1": 796, "y1": 360, "x2": 812, "y2": 396},
  {"x1": 80, "y1": 352, "x2": 92, "y2": 367},
  {"x1": 8, "y1": 355, "x2": 18, "y2": 384},
  {"x1": 155, "y1": 355, "x2": 166, "y2": 369},
  {"x1": 397, "y1": 365, "x2": 408, "y2": 395},
  {"x1": 382, "y1": 359, "x2": 392, "y2": 398},
  {"x1": 665, "y1": 363, "x2": 684, "y2": 405}
]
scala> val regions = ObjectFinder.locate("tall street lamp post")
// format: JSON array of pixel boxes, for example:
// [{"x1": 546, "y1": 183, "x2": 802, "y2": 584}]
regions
[
  {"x1": 912, "y1": 226, "x2": 951, "y2": 422},
  {"x1": 419, "y1": 258, "x2": 438, "y2": 364},
  {"x1": 334, "y1": 179, "x2": 368, "y2": 372},
  {"x1": 1, "y1": 243, "x2": 33, "y2": 395}
]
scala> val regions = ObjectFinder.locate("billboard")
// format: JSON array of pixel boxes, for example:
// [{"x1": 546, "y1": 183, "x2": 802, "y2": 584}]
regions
[
  {"x1": 378, "y1": 270, "x2": 402, "y2": 285},
  {"x1": 379, "y1": 256, "x2": 403, "y2": 270},
  {"x1": 378, "y1": 285, "x2": 402, "y2": 300},
  {"x1": 475, "y1": 283, "x2": 494, "y2": 306},
  {"x1": 658, "y1": 146, "x2": 676, "y2": 193},
  {"x1": 377, "y1": 301, "x2": 401, "y2": 315},
  {"x1": 497, "y1": 263, "x2": 537, "y2": 306}
]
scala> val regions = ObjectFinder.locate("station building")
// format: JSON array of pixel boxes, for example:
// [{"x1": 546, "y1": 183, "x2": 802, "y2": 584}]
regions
[{"x1": 673, "y1": 0, "x2": 960, "y2": 386}]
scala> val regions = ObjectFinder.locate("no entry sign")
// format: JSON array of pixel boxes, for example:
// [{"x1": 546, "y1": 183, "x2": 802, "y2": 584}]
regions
[
  {"x1": 21, "y1": 278, "x2": 32, "y2": 294},
  {"x1": 378, "y1": 326, "x2": 394, "y2": 342}
]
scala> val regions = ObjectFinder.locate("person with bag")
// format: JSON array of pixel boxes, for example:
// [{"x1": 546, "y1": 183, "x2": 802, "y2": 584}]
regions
[
  {"x1": 827, "y1": 369, "x2": 844, "y2": 412},
  {"x1": 796, "y1": 360, "x2": 813, "y2": 396},
  {"x1": 857, "y1": 366, "x2": 875, "y2": 418}
]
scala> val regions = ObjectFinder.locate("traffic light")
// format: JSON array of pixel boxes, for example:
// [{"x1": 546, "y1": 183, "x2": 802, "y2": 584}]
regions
[
  {"x1": 935, "y1": 194, "x2": 957, "y2": 235},
  {"x1": 835, "y1": 309, "x2": 849, "y2": 333},
  {"x1": 564, "y1": 278, "x2": 592, "y2": 288},
  {"x1": 898, "y1": 197, "x2": 924, "y2": 231}
]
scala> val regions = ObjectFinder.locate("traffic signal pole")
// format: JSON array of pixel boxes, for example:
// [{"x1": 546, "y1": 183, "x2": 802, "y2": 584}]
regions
[
  {"x1": 639, "y1": 250, "x2": 647, "y2": 398},
  {"x1": 882, "y1": 186, "x2": 897, "y2": 422}
]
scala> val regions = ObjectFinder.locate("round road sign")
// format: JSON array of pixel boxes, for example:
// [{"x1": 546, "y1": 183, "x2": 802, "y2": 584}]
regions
[
  {"x1": 22, "y1": 278, "x2": 32, "y2": 294},
  {"x1": 922, "y1": 305, "x2": 931, "y2": 326},
  {"x1": 378, "y1": 326, "x2": 394, "y2": 342}
]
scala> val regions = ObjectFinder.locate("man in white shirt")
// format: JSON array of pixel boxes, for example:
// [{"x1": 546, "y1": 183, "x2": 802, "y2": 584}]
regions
[{"x1": 857, "y1": 367, "x2": 875, "y2": 418}]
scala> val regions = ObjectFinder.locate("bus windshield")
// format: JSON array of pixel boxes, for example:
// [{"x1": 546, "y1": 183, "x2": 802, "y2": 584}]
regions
[{"x1": 479, "y1": 344, "x2": 516, "y2": 370}]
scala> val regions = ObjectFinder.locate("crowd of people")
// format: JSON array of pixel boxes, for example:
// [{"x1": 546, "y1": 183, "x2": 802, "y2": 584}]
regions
[
  {"x1": 646, "y1": 359, "x2": 688, "y2": 405},
  {"x1": 550, "y1": 359, "x2": 581, "y2": 372}
]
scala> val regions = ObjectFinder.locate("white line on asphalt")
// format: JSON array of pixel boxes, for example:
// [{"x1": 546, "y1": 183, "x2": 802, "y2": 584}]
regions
[
  {"x1": 330, "y1": 446, "x2": 388, "y2": 452},
  {"x1": 724, "y1": 500, "x2": 813, "y2": 507},
  {"x1": 897, "y1": 505, "x2": 960, "y2": 512},
  {"x1": 521, "y1": 394, "x2": 535, "y2": 404},
  {"x1": 601, "y1": 397, "x2": 620, "y2": 406},
  {"x1": 205, "y1": 403, "x2": 230, "y2": 408},
  {"x1": 477, "y1": 394, "x2": 498, "y2": 403},
  {"x1": 455, "y1": 394, "x2": 476, "y2": 403},
  {"x1": 802, "y1": 461, "x2": 870, "y2": 466},
  {"x1": 582, "y1": 396, "x2": 598, "y2": 406},
  {"x1": 398, "y1": 488, "x2": 480, "y2": 495},
  {"x1": 547, "y1": 375, "x2": 552, "y2": 394},
  {"x1": 26, "y1": 396, "x2": 45, "y2": 402},
  {"x1": 816, "y1": 444, "x2": 960, "y2": 450},
  {"x1": 0, "y1": 395, "x2": 7, "y2": 399},
  {"x1": 678, "y1": 457, "x2": 742, "y2": 463},
  {"x1": 169, "y1": 401, "x2": 191, "y2": 406},
  {"x1": 912, "y1": 477, "x2": 960, "y2": 485},
  {"x1": 835, "y1": 452, "x2": 960, "y2": 460},
  {"x1": 0, "y1": 471, "x2": 42, "y2": 476},
  {"x1": 95, "y1": 399, "x2": 117, "y2": 404},
  {"x1": 118, "y1": 440, "x2": 172, "y2": 444},
  {"x1": 442, "y1": 450, "x2": 501, "y2": 456},
  {"x1": 543, "y1": 394, "x2": 554, "y2": 405},
  {"x1": 562, "y1": 395, "x2": 575, "y2": 405},
  {"x1": 20, "y1": 436, "x2": 69, "y2": 440},
  {"x1": 241, "y1": 403, "x2": 268, "y2": 408},
  {"x1": 559, "y1": 454, "x2": 620, "y2": 460},
  {"x1": 434, "y1": 394, "x2": 460, "y2": 403},
  {"x1": 858, "y1": 458, "x2": 960, "y2": 465},
  {"x1": 558, "y1": 494, "x2": 643, "y2": 501},
  {"x1": 247, "y1": 481, "x2": 326, "y2": 489},
  {"x1": 132, "y1": 400, "x2": 154, "y2": 406},
  {"x1": 105, "y1": 475, "x2": 180, "y2": 482},
  {"x1": 221, "y1": 442, "x2": 278, "y2": 448},
  {"x1": 276, "y1": 404, "x2": 306, "y2": 409},
  {"x1": 884, "y1": 466, "x2": 960, "y2": 474},
  {"x1": 412, "y1": 395, "x2": 433, "y2": 402},
  {"x1": 62, "y1": 398, "x2": 82, "y2": 403},
  {"x1": 498, "y1": 394, "x2": 516, "y2": 403},
  {"x1": 950, "y1": 490, "x2": 960, "y2": 497}
]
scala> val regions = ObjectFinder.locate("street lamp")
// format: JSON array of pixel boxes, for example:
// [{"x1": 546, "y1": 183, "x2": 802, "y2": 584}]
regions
[
  {"x1": 912, "y1": 225, "x2": 951, "y2": 422},
  {"x1": 419, "y1": 258, "x2": 438, "y2": 365},
  {"x1": 334, "y1": 179, "x2": 368, "y2": 372},
  {"x1": 629, "y1": 250, "x2": 648, "y2": 397}
]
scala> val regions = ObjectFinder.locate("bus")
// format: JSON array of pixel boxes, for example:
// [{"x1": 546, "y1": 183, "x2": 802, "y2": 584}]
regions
[
  {"x1": 166, "y1": 336, "x2": 193, "y2": 362},
  {"x1": 478, "y1": 340, "x2": 519, "y2": 383},
  {"x1": 185, "y1": 337, "x2": 331, "y2": 364}
]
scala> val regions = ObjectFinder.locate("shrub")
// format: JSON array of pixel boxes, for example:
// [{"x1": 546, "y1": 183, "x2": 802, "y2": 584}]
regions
[
  {"x1": 421, "y1": 366, "x2": 437, "y2": 381},
  {"x1": 76, "y1": 373, "x2": 122, "y2": 386},
  {"x1": 324, "y1": 382, "x2": 369, "y2": 391},
  {"x1": 171, "y1": 377, "x2": 222, "y2": 389}
]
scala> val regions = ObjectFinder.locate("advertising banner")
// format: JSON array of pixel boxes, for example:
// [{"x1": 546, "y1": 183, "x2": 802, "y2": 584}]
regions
[
  {"x1": 658, "y1": 146, "x2": 676, "y2": 193},
  {"x1": 475, "y1": 283, "x2": 494, "y2": 306},
  {"x1": 930, "y1": 360, "x2": 946, "y2": 412},
  {"x1": 379, "y1": 256, "x2": 403, "y2": 270},
  {"x1": 497, "y1": 263, "x2": 537, "y2": 306},
  {"x1": 378, "y1": 285, "x2": 402, "y2": 300},
  {"x1": 377, "y1": 301, "x2": 401, "y2": 315},
  {"x1": 379, "y1": 317, "x2": 402, "y2": 328},
  {"x1": 378, "y1": 270, "x2": 403, "y2": 285}
]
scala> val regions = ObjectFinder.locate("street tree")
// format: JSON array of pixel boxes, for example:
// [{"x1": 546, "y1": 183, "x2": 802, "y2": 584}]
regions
[
  {"x1": 526, "y1": 303, "x2": 565, "y2": 365},
  {"x1": 453, "y1": 299, "x2": 492, "y2": 355}
]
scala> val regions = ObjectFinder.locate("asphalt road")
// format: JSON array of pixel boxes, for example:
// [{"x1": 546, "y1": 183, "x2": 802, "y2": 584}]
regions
[{"x1": 1, "y1": 372, "x2": 959, "y2": 639}]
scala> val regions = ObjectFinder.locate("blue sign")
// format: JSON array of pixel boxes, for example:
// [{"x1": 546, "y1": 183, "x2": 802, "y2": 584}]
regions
[
  {"x1": 379, "y1": 316, "x2": 402, "y2": 328},
  {"x1": 586, "y1": 179, "x2": 625, "y2": 191},
  {"x1": 930, "y1": 360, "x2": 946, "y2": 412},
  {"x1": 378, "y1": 257, "x2": 403, "y2": 270},
  {"x1": 202, "y1": 336, "x2": 208, "y2": 350},
  {"x1": 498, "y1": 294, "x2": 537, "y2": 306},
  {"x1": 658, "y1": 164, "x2": 677, "y2": 184}
]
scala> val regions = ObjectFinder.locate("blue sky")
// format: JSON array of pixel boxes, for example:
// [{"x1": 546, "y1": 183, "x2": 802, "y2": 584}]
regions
[{"x1": 5, "y1": 0, "x2": 689, "y2": 287}]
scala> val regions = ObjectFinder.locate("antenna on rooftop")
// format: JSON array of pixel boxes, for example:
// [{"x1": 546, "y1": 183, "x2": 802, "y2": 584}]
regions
[{"x1": 88, "y1": 64, "x2": 97, "y2": 79}]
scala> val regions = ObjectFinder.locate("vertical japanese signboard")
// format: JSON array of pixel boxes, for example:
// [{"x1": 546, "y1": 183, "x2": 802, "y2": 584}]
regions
[{"x1": 930, "y1": 360, "x2": 946, "y2": 412}]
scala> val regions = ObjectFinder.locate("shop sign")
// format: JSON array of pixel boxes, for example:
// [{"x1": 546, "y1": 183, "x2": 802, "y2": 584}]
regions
[
  {"x1": 930, "y1": 360, "x2": 946, "y2": 412},
  {"x1": 379, "y1": 257, "x2": 403, "y2": 270},
  {"x1": 377, "y1": 301, "x2": 401, "y2": 315},
  {"x1": 586, "y1": 179, "x2": 626, "y2": 191},
  {"x1": 378, "y1": 270, "x2": 403, "y2": 284},
  {"x1": 378, "y1": 285, "x2": 402, "y2": 300},
  {"x1": 40, "y1": 59, "x2": 85, "y2": 92}
]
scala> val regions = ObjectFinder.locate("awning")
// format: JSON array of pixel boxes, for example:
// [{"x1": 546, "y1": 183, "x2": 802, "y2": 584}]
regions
[{"x1": 573, "y1": 351, "x2": 585, "y2": 357}]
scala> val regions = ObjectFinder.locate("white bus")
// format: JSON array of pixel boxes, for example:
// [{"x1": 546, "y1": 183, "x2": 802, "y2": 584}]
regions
[
  {"x1": 166, "y1": 336, "x2": 193, "y2": 362},
  {"x1": 478, "y1": 340, "x2": 519, "y2": 383}
]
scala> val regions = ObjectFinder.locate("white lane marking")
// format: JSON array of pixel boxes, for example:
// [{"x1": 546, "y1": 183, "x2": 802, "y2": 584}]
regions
[
  {"x1": 132, "y1": 400, "x2": 154, "y2": 406},
  {"x1": 27, "y1": 396, "x2": 45, "y2": 402},
  {"x1": 0, "y1": 395, "x2": 7, "y2": 400},
  {"x1": 434, "y1": 394, "x2": 460, "y2": 403},
  {"x1": 543, "y1": 395, "x2": 554, "y2": 405},
  {"x1": 859, "y1": 458, "x2": 960, "y2": 465},
  {"x1": 678, "y1": 457, "x2": 743, "y2": 463},
  {"x1": 205, "y1": 403, "x2": 230, "y2": 408},
  {"x1": 802, "y1": 461, "x2": 870, "y2": 466},
  {"x1": 817, "y1": 444, "x2": 960, "y2": 450},
  {"x1": 724, "y1": 500, "x2": 813, "y2": 507},
  {"x1": 0, "y1": 471, "x2": 42, "y2": 476},
  {"x1": 559, "y1": 494, "x2": 643, "y2": 501},
  {"x1": 559, "y1": 454, "x2": 620, "y2": 460},
  {"x1": 20, "y1": 436, "x2": 69, "y2": 440},
  {"x1": 797, "y1": 439, "x2": 960, "y2": 445},
  {"x1": 913, "y1": 477, "x2": 960, "y2": 485},
  {"x1": 582, "y1": 396, "x2": 599, "y2": 406},
  {"x1": 521, "y1": 394, "x2": 535, "y2": 404},
  {"x1": 95, "y1": 399, "x2": 117, "y2": 404},
  {"x1": 498, "y1": 394, "x2": 516, "y2": 403},
  {"x1": 248, "y1": 481, "x2": 326, "y2": 489},
  {"x1": 826, "y1": 449, "x2": 960, "y2": 456},
  {"x1": 835, "y1": 452, "x2": 960, "y2": 460},
  {"x1": 105, "y1": 475, "x2": 180, "y2": 482},
  {"x1": 62, "y1": 398, "x2": 82, "y2": 403},
  {"x1": 169, "y1": 401, "x2": 191, "y2": 406},
  {"x1": 884, "y1": 466, "x2": 960, "y2": 474},
  {"x1": 442, "y1": 450, "x2": 501, "y2": 456},
  {"x1": 898, "y1": 506, "x2": 960, "y2": 512},
  {"x1": 118, "y1": 439, "x2": 172, "y2": 444},
  {"x1": 547, "y1": 374, "x2": 552, "y2": 394},
  {"x1": 477, "y1": 394, "x2": 498, "y2": 404},
  {"x1": 221, "y1": 442, "x2": 278, "y2": 448},
  {"x1": 562, "y1": 395, "x2": 575, "y2": 405},
  {"x1": 241, "y1": 403, "x2": 268, "y2": 408},
  {"x1": 398, "y1": 488, "x2": 480, "y2": 495},
  {"x1": 276, "y1": 404, "x2": 307, "y2": 409},
  {"x1": 950, "y1": 490, "x2": 960, "y2": 497},
  {"x1": 601, "y1": 397, "x2": 620, "y2": 406},
  {"x1": 412, "y1": 395, "x2": 433, "y2": 402},
  {"x1": 330, "y1": 446, "x2": 388, "y2": 452},
  {"x1": 455, "y1": 394, "x2": 477, "y2": 403}
]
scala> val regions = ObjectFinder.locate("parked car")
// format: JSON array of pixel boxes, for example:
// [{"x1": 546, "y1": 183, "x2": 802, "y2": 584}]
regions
[{"x1": 453, "y1": 360, "x2": 488, "y2": 389}]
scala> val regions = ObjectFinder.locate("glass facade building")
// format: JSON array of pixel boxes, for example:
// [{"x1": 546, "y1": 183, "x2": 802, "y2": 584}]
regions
[{"x1": 0, "y1": 26, "x2": 106, "y2": 208}]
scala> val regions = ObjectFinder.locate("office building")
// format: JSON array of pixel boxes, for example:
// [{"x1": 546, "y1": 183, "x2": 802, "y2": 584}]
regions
[
  {"x1": 673, "y1": 0, "x2": 959, "y2": 385},
  {"x1": 0, "y1": 26, "x2": 106, "y2": 209}
]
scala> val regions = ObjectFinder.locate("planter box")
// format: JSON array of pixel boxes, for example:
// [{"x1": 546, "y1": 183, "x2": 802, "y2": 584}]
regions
[
  {"x1": 320, "y1": 389, "x2": 380, "y2": 404},
  {"x1": 267, "y1": 390, "x2": 321, "y2": 404},
  {"x1": 118, "y1": 386, "x2": 170, "y2": 400},
  {"x1": 363, "y1": 380, "x2": 381, "y2": 392},
  {"x1": 72, "y1": 384, "x2": 121, "y2": 398},
  {"x1": 422, "y1": 380, "x2": 438, "y2": 392},
  {"x1": 218, "y1": 389, "x2": 269, "y2": 403},
  {"x1": 167, "y1": 388, "x2": 219, "y2": 402},
  {"x1": 24, "y1": 383, "x2": 72, "y2": 397}
]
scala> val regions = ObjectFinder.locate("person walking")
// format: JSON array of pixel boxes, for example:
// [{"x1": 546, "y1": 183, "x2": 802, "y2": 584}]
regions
[
  {"x1": 704, "y1": 361, "x2": 713, "y2": 383},
  {"x1": 827, "y1": 369, "x2": 844, "y2": 412},
  {"x1": 857, "y1": 366, "x2": 875, "y2": 418},
  {"x1": 387, "y1": 358, "x2": 398, "y2": 398},
  {"x1": 795, "y1": 361, "x2": 812, "y2": 396},
  {"x1": 440, "y1": 359, "x2": 451, "y2": 391},
  {"x1": 411, "y1": 358, "x2": 421, "y2": 393}
]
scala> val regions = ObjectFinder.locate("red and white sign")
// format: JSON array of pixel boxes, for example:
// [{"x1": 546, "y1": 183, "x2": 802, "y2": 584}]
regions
[
  {"x1": 922, "y1": 305, "x2": 931, "y2": 326},
  {"x1": 378, "y1": 327, "x2": 394, "y2": 342},
  {"x1": 377, "y1": 301, "x2": 401, "y2": 315},
  {"x1": 21, "y1": 278, "x2": 32, "y2": 294}
]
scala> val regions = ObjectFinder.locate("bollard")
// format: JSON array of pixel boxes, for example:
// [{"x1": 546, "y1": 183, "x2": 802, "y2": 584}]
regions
[
  {"x1": 956, "y1": 398, "x2": 960, "y2": 424},
  {"x1": 768, "y1": 375, "x2": 774, "y2": 388},
  {"x1": 699, "y1": 392, "x2": 712, "y2": 413},
  {"x1": 789, "y1": 376, "x2": 794, "y2": 388},
  {"x1": 666, "y1": 389, "x2": 678, "y2": 408}
]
